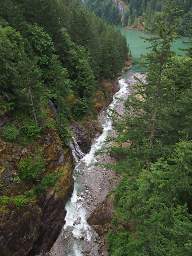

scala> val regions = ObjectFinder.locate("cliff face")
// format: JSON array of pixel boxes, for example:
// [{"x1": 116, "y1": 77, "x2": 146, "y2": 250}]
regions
[
  {"x1": 0, "y1": 77, "x2": 119, "y2": 256},
  {"x1": 72, "y1": 79, "x2": 119, "y2": 153},
  {"x1": 112, "y1": 0, "x2": 127, "y2": 15},
  {"x1": 83, "y1": 0, "x2": 128, "y2": 25},
  {"x1": 0, "y1": 129, "x2": 74, "y2": 256}
]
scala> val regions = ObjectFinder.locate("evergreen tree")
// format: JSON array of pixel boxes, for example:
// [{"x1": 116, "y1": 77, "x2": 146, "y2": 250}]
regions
[
  {"x1": 108, "y1": 1, "x2": 192, "y2": 255},
  {"x1": 0, "y1": 25, "x2": 42, "y2": 122}
]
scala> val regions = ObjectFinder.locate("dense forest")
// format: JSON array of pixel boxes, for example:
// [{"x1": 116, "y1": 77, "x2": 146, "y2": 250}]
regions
[
  {"x1": 0, "y1": 1, "x2": 128, "y2": 255},
  {"x1": 0, "y1": 0, "x2": 127, "y2": 207},
  {"x1": 0, "y1": 0, "x2": 127, "y2": 132},
  {"x1": 1, "y1": 0, "x2": 192, "y2": 255},
  {"x1": 84, "y1": 0, "x2": 192, "y2": 35},
  {"x1": 107, "y1": 1, "x2": 192, "y2": 255},
  {"x1": 83, "y1": 0, "x2": 124, "y2": 25}
]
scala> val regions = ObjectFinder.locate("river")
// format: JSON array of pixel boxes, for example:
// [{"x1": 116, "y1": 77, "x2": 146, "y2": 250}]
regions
[
  {"x1": 48, "y1": 27, "x2": 188, "y2": 256},
  {"x1": 119, "y1": 28, "x2": 189, "y2": 71},
  {"x1": 48, "y1": 72, "x2": 145, "y2": 256}
]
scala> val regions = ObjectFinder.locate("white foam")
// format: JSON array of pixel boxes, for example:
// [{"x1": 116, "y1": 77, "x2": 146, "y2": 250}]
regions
[{"x1": 57, "y1": 72, "x2": 145, "y2": 256}]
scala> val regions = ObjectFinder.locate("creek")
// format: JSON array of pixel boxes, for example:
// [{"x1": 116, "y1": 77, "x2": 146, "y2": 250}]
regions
[
  {"x1": 49, "y1": 72, "x2": 145, "y2": 256},
  {"x1": 48, "y1": 26, "x2": 190, "y2": 256}
]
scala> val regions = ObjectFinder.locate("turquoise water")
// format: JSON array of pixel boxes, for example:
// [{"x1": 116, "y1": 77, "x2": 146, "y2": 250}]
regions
[{"x1": 120, "y1": 28, "x2": 189, "y2": 72}]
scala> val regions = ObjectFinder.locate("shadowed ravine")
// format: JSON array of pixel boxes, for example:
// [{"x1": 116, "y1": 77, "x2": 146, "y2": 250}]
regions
[{"x1": 48, "y1": 71, "x2": 145, "y2": 256}]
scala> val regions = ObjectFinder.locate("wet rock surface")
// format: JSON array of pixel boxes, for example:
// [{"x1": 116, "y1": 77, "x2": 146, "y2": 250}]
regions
[
  {"x1": 71, "y1": 79, "x2": 119, "y2": 154},
  {"x1": 0, "y1": 204, "x2": 41, "y2": 256},
  {"x1": 0, "y1": 129, "x2": 74, "y2": 256},
  {"x1": 71, "y1": 121, "x2": 102, "y2": 154},
  {"x1": 49, "y1": 72, "x2": 145, "y2": 256},
  {"x1": 88, "y1": 196, "x2": 115, "y2": 256}
]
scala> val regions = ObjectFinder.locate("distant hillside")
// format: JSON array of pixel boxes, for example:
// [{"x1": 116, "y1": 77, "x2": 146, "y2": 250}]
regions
[{"x1": 83, "y1": 0, "x2": 192, "y2": 35}]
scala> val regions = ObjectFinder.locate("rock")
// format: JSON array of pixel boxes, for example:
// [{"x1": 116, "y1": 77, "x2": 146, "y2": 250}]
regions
[
  {"x1": 0, "y1": 204, "x2": 42, "y2": 256},
  {"x1": 88, "y1": 197, "x2": 114, "y2": 229},
  {"x1": 0, "y1": 129, "x2": 74, "y2": 256},
  {"x1": 87, "y1": 196, "x2": 115, "y2": 256},
  {"x1": 73, "y1": 218, "x2": 81, "y2": 226},
  {"x1": 71, "y1": 121, "x2": 102, "y2": 154},
  {"x1": 57, "y1": 153, "x2": 64, "y2": 165}
]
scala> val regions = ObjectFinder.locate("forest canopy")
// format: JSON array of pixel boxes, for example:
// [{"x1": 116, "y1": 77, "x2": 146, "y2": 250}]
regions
[
  {"x1": 0, "y1": 0, "x2": 128, "y2": 140},
  {"x1": 84, "y1": 0, "x2": 192, "y2": 36},
  {"x1": 107, "y1": 1, "x2": 192, "y2": 255}
]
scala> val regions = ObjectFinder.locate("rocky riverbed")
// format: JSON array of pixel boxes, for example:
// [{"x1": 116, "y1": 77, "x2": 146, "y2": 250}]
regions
[{"x1": 48, "y1": 72, "x2": 145, "y2": 256}]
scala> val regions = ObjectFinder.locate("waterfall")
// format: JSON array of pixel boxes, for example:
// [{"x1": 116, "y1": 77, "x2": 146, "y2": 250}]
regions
[
  {"x1": 69, "y1": 137, "x2": 85, "y2": 163},
  {"x1": 50, "y1": 72, "x2": 146, "y2": 256}
]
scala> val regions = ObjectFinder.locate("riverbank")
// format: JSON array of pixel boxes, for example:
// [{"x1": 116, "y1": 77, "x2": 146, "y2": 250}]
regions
[
  {"x1": 0, "y1": 76, "x2": 124, "y2": 256},
  {"x1": 49, "y1": 72, "x2": 145, "y2": 256},
  {"x1": 125, "y1": 23, "x2": 145, "y2": 31},
  {"x1": 85, "y1": 72, "x2": 146, "y2": 255}
]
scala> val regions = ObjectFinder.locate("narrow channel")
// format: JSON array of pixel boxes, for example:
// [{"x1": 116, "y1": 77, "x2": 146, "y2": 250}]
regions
[{"x1": 49, "y1": 71, "x2": 145, "y2": 256}]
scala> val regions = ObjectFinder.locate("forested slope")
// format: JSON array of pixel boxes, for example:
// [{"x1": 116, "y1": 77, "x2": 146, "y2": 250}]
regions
[
  {"x1": 84, "y1": 0, "x2": 192, "y2": 35},
  {"x1": 0, "y1": 1, "x2": 128, "y2": 255},
  {"x1": 0, "y1": 0, "x2": 128, "y2": 125},
  {"x1": 107, "y1": 2, "x2": 192, "y2": 255}
]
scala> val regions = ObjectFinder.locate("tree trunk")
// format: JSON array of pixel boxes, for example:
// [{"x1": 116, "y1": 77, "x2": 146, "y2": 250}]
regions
[{"x1": 28, "y1": 87, "x2": 38, "y2": 125}]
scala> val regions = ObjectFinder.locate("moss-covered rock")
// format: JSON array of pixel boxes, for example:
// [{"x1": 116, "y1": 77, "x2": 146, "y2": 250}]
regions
[
  {"x1": 0, "y1": 204, "x2": 41, "y2": 256},
  {"x1": 0, "y1": 128, "x2": 74, "y2": 256}
]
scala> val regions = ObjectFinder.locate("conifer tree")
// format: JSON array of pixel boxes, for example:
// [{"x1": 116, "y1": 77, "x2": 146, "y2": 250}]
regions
[{"x1": 109, "y1": 2, "x2": 192, "y2": 255}]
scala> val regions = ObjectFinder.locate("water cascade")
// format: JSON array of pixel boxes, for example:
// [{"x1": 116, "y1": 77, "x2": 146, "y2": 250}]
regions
[
  {"x1": 50, "y1": 72, "x2": 145, "y2": 256},
  {"x1": 69, "y1": 137, "x2": 85, "y2": 163}
]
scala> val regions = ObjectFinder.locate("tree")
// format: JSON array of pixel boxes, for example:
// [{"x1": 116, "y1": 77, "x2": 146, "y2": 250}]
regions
[
  {"x1": 112, "y1": 0, "x2": 183, "y2": 167},
  {"x1": 109, "y1": 1, "x2": 192, "y2": 255},
  {"x1": 109, "y1": 142, "x2": 192, "y2": 256},
  {"x1": 0, "y1": 25, "x2": 43, "y2": 123},
  {"x1": 55, "y1": 29, "x2": 96, "y2": 101}
]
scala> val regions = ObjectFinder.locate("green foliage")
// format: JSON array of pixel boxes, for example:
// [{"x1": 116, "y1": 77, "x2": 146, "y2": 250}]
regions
[
  {"x1": 0, "y1": 26, "x2": 28, "y2": 105},
  {"x1": 41, "y1": 173, "x2": 59, "y2": 188},
  {"x1": 108, "y1": 230, "x2": 130, "y2": 256},
  {"x1": 84, "y1": 0, "x2": 122, "y2": 25},
  {"x1": 24, "y1": 24, "x2": 55, "y2": 67},
  {"x1": 0, "y1": 195, "x2": 32, "y2": 208},
  {"x1": 108, "y1": 1, "x2": 192, "y2": 255},
  {"x1": 1, "y1": 124, "x2": 20, "y2": 142},
  {"x1": 18, "y1": 154, "x2": 45, "y2": 182},
  {"x1": 84, "y1": 0, "x2": 192, "y2": 36},
  {"x1": 56, "y1": 1, "x2": 128, "y2": 80},
  {"x1": 21, "y1": 120, "x2": 41, "y2": 139},
  {"x1": 72, "y1": 99, "x2": 90, "y2": 120},
  {"x1": 0, "y1": 0, "x2": 128, "y2": 139},
  {"x1": 0, "y1": 98, "x2": 13, "y2": 115},
  {"x1": 0, "y1": 196, "x2": 10, "y2": 206},
  {"x1": 12, "y1": 195, "x2": 32, "y2": 208},
  {"x1": 34, "y1": 173, "x2": 59, "y2": 195},
  {"x1": 110, "y1": 142, "x2": 192, "y2": 256}
]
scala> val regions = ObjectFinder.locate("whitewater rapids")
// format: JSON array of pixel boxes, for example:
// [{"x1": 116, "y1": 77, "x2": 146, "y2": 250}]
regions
[{"x1": 49, "y1": 72, "x2": 145, "y2": 256}]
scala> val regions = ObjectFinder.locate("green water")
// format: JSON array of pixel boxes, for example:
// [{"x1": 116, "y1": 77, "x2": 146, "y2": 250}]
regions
[{"x1": 120, "y1": 28, "x2": 189, "y2": 72}]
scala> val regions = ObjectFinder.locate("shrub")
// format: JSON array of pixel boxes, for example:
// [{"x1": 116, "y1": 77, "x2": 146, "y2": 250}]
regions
[
  {"x1": 0, "y1": 195, "x2": 31, "y2": 208},
  {"x1": 41, "y1": 173, "x2": 59, "y2": 188},
  {"x1": 0, "y1": 99, "x2": 13, "y2": 116},
  {"x1": 33, "y1": 173, "x2": 59, "y2": 195},
  {"x1": 21, "y1": 120, "x2": 41, "y2": 139},
  {"x1": 1, "y1": 124, "x2": 20, "y2": 142},
  {"x1": 18, "y1": 154, "x2": 45, "y2": 182},
  {"x1": 0, "y1": 196, "x2": 10, "y2": 206},
  {"x1": 12, "y1": 195, "x2": 31, "y2": 207},
  {"x1": 72, "y1": 99, "x2": 89, "y2": 119},
  {"x1": 57, "y1": 114, "x2": 71, "y2": 143}
]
